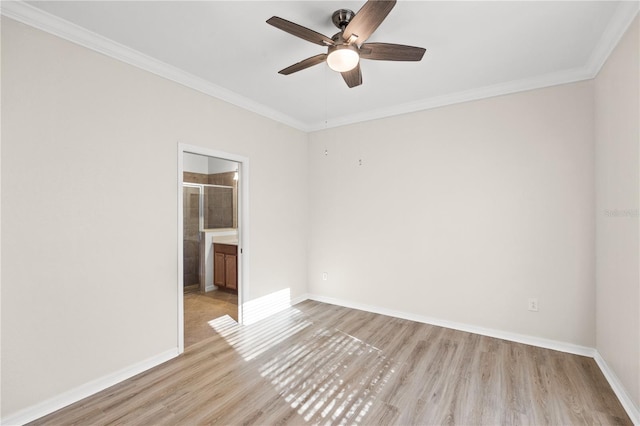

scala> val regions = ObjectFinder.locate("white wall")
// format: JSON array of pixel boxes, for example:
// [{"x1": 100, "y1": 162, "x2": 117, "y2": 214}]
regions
[
  {"x1": 1, "y1": 17, "x2": 308, "y2": 418},
  {"x1": 308, "y1": 80, "x2": 596, "y2": 347},
  {"x1": 595, "y1": 15, "x2": 640, "y2": 408}
]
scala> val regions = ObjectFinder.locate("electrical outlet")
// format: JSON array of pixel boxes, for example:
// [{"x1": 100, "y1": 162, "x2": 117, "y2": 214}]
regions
[
  {"x1": 528, "y1": 298, "x2": 538, "y2": 312},
  {"x1": 322, "y1": 272, "x2": 328, "y2": 281}
]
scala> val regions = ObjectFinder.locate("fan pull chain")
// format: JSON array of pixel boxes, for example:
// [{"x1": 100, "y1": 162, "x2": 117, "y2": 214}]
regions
[{"x1": 324, "y1": 64, "x2": 329, "y2": 156}]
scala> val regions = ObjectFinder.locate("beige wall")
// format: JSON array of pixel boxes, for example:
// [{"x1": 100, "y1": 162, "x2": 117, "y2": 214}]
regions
[
  {"x1": 308, "y1": 80, "x2": 596, "y2": 346},
  {"x1": 2, "y1": 8, "x2": 639, "y2": 423},
  {"x1": 1, "y1": 17, "x2": 308, "y2": 417},
  {"x1": 595, "y1": 16, "x2": 640, "y2": 407}
]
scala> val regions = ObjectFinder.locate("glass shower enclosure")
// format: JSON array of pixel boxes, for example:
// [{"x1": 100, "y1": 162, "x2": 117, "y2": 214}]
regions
[{"x1": 183, "y1": 183, "x2": 234, "y2": 290}]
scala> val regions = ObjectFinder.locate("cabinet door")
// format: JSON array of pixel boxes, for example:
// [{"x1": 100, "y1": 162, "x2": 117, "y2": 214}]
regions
[
  {"x1": 225, "y1": 254, "x2": 237, "y2": 290},
  {"x1": 214, "y1": 252, "x2": 226, "y2": 287}
]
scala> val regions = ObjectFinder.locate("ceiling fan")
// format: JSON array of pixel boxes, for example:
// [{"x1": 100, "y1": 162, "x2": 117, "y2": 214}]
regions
[{"x1": 267, "y1": 0, "x2": 426, "y2": 88}]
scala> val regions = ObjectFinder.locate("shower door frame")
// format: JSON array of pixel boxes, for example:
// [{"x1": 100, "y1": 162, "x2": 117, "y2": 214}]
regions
[
  {"x1": 183, "y1": 182, "x2": 236, "y2": 293},
  {"x1": 182, "y1": 183, "x2": 204, "y2": 291},
  {"x1": 177, "y1": 143, "x2": 249, "y2": 354}
]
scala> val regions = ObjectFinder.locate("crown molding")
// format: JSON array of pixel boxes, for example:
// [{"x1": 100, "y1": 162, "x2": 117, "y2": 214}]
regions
[
  {"x1": 0, "y1": 0, "x2": 310, "y2": 132},
  {"x1": 310, "y1": 2, "x2": 640, "y2": 132},
  {"x1": 2, "y1": 0, "x2": 638, "y2": 133},
  {"x1": 585, "y1": 1, "x2": 640, "y2": 77},
  {"x1": 308, "y1": 66, "x2": 594, "y2": 131}
]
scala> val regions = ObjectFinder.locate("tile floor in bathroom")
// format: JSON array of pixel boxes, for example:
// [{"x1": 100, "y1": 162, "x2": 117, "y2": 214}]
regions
[{"x1": 184, "y1": 288, "x2": 238, "y2": 348}]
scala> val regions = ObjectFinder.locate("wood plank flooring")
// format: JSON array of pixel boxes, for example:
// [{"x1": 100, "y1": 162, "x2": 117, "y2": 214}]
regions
[{"x1": 30, "y1": 300, "x2": 631, "y2": 425}]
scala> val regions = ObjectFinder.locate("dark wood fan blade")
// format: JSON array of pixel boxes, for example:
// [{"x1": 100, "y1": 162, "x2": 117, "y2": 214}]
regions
[
  {"x1": 343, "y1": 0, "x2": 396, "y2": 44},
  {"x1": 341, "y1": 63, "x2": 363, "y2": 88},
  {"x1": 278, "y1": 54, "x2": 327, "y2": 75},
  {"x1": 267, "y1": 16, "x2": 334, "y2": 47},
  {"x1": 360, "y1": 43, "x2": 426, "y2": 61}
]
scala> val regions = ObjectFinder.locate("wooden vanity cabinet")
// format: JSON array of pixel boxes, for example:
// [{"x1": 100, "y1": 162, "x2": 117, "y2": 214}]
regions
[{"x1": 213, "y1": 243, "x2": 237, "y2": 291}]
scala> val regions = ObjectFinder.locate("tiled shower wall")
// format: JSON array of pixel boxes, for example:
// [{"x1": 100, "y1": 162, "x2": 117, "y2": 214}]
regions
[
  {"x1": 184, "y1": 171, "x2": 238, "y2": 229},
  {"x1": 204, "y1": 187, "x2": 233, "y2": 228},
  {"x1": 183, "y1": 186, "x2": 201, "y2": 287},
  {"x1": 207, "y1": 171, "x2": 237, "y2": 229},
  {"x1": 182, "y1": 172, "x2": 238, "y2": 287}
]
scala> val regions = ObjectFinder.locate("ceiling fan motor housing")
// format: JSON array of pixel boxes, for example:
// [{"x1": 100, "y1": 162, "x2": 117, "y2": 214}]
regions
[{"x1": 332, "y1": 9, "x2": 355, "y2": 30}]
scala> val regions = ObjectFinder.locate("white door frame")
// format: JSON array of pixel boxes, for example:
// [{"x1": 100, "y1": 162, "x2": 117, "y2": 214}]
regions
[{"x1": 177, "y1": 143, "x2": 249, "y2": 354}]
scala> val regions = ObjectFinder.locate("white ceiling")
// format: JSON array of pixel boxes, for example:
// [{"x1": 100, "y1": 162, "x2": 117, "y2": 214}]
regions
[{"x1": 7, "y1": 1, "x2": 639, "y2": 131}]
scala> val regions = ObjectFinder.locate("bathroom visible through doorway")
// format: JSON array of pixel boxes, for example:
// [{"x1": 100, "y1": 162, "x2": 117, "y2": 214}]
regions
[{"x1": 179, "y1": 148, "x2": 247, "y2": 350}]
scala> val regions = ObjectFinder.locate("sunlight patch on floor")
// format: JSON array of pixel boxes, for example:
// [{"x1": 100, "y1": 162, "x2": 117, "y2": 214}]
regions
[
  {"x1": 258, "y1": 327, "x2": 397, "y2": 425},
  {"x1": 208, "y1": 296, "x2": 397, "y2": 424},
  {"x1": 209, "y1": 306, "x2": 312, "y2": 361}
]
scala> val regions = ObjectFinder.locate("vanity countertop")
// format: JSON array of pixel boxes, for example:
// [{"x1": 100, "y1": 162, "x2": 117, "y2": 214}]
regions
[
  {"x1": 203, "y1": 228, "x2": 236, "y2": 233},
  {"x1": 212, "y1": 236, "x2": 238, "y2": 245}
]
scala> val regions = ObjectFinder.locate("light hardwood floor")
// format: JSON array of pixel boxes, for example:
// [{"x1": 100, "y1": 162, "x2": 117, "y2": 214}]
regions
[{"x1": 30, "y1": 300, "x2": 631, "y2": 425}]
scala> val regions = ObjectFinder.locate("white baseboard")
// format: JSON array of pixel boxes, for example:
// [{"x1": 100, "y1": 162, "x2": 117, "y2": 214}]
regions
[
  {"x1": 594, "y1": 351, "x2": 640, "y2": 425},
  {"x1": 1, "y1": 348, "x2": 179, "y2": 426},
  {"x1": 306, "y1": 294, "x2": 594, "y2": 356},
  {"x1": 5, "y1": 296, "x2": 638, "y2": 425},
  {"x1": 305, "y1": 294, "x2": 640, "y2": 423},
  {"x1": 2, "y1": 291, "x2": 305, "y2": 425},
  {"x1": 290, "y1": 293, "x2": 310, "y2": 307}
]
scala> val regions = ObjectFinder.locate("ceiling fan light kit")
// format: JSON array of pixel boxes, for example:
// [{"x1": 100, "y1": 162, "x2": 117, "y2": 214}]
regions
[
  {"x1": 327, "y1": 44, "x2": 360, "y2": 72},
  {"x1": 267, "y1": 0, "x2": 426, "y2": 88}
]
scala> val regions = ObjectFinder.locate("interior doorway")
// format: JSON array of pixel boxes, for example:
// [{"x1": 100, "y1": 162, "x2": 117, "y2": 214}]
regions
[{"x1": 178, "y1": 145, "x2": 249, "y2": 352}]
